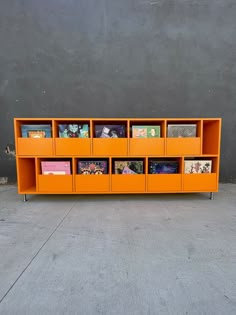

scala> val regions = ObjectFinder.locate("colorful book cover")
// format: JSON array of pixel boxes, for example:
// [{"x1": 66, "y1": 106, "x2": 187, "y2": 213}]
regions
[
  {"x1": 184, "y1": 160, "x2": 212, "y2": 174},
  {"x1": 41, "y1": 161, "x2": 71, "y2": 175},
  {"x1": 95, "y1": 125, "x2": 126, "y2": 138},
  {"x1": 114, "y1": 161, "x2": 144, "y2": 174},
  {"x1": 149, "y1": 160, "x2": 179, "y2": 174},
  {"x1": 21, "y1": 124, "x2": 52, "y2": 138},
  {"x1": 167, "y1": 124, "x2": 197, "y2": 138},
  {"x1": 58, "y1": 124, "x2": 89, "y2": 138},
  {"x1": 132, "y1": 126, "x2": 161, "y2": 138},
  {"x1": 78, "y1": 160, "x2": 108, "y2": 175}
]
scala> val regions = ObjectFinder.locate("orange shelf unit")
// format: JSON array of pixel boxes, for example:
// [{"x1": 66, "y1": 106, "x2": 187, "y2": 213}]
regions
[{"x1": 14, "y1": 118, "x2": 221, "y2": 198}]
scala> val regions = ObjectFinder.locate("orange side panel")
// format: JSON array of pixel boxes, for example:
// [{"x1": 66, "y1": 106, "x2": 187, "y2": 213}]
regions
[
  {"x1": 111, "y1": 174, "x2": 146, "y2": 192},
  {"x1": 38, "y1": 175, "x2": 73, "y2": 192},
  {"x1": 129, "y1": 138, "x2": 165, "y2": 156},
  {"x1": 55, "y1": 138, "x2": 91, "y2": 156},
  {"x1": 18, "y1": 138, "x2": 53, "y2": 156},
  {"x1": 75, "y1": 175, "x2": 110, "y2": 192},
  {"x1": 93, "y1": 138, "x2": 128, "y2": 156},
  {"x1": 166, "y1": 138, "x2": 201, "y2": 155},
  {"x1": 147, "y1": 174, "x2": 182, "y2": 192},
  {"x1": 183, "y1": 173, "x2": 217, "y2": 191}
]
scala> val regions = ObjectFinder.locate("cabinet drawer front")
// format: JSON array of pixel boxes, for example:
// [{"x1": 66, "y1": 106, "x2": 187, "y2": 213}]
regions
[
  {"x1": 18, "y1": 138, "x2": 53, "y2": 156},
  {"x1": 55, "y1": 138, "x2": 91, "y2": 156},
  {"x1": 93, "y1": 139, "x2": 128, "y2": 156},
  {"x1": 111, "y1": 175, "x2": 146, "y2": 192},
  {"x1": 166, "y1": 138, "x2": 201, "y2": 155},
  {"x1": 147, "y1": 174, "x2": 182, "y2": 192},
  {"x1": 183, "y1": 174, "x2": 217, "y2": 191},
  {"x1": 38, "y1": 175, "x2": 73, "y2": 192},
  {"x1": 75, "y1": 175, "x2": 110, "y2": 192},
  {"x1": 129, "y1": 138, "x2": 165, "y2": 156}
]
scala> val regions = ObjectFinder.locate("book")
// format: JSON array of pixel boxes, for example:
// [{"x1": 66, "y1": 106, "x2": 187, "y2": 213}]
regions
[
  {"x1": 58, "y1": 124, "x2": 89, "y2": 138},
  {"x1": 114, "y1": 161, "x2": 144, "y2": 174},
  {"x1": 78, "y1": 160, "x2": 108, "y2": 175},
  {"x1": 167, "y1": 124, "x2": 197, "y2": 138},
  {"x1": 184, "y1": 160, "x2": 212, "y2": 174},
  {"x1": 21, "y1": 124, "x2": 52, "y2": 138},
  {"x1": 149, "y1": 160, "x2": 179, "y2": 174},
  {"x1": 132, "y1": 126, "x2": 161, "y2": 138},
  {"x1": 95, "y1": 125, "x2": 126, "y2": 138},
  {"x1": 41, "y1": 161, "x2": 71, "y2": 175}
]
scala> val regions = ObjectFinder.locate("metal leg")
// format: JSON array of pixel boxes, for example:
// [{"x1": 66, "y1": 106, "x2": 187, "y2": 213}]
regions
[
  {"x1": 210, "y1": 192, "x2": 214, "y2": 200},
  {"x1": 23, "y1": 194, "x2": 28, "y2": 202}
]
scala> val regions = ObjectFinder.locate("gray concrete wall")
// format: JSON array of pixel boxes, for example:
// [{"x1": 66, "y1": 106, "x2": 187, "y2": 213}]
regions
[{"x1": 0, "y1": 0, "x2": 236, "y2": 183}]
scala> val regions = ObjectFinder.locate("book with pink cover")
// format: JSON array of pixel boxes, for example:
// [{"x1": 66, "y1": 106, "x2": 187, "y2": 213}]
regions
[{"x1": 41, "y1": 161, "x2": 71, "y2": 175}]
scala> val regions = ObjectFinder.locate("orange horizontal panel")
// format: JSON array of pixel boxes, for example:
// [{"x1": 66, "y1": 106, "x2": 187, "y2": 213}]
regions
[
  {"x1": 183, "y1": 173, "x2": 217, "y2": 191},
  {"x1": 166, "y1": 138, "x2": 201, "y2": 155},
  {"x1": 38, "y1": 175, "x2": 73, "y2": 192},
  {"x1": 55, "y1": 138, "x2": 91, "y2": 156},
  {"x1": 17, "y1": 138, "x2": 53, "y2": 156},
  {"x1": 147, "y1": 174, "x2": 182, "y2": 192},
  {"x1": 93, "y1": 138, "x2": 128, "y2": 156},
  {"x1": 129, "y1": 138, "x2": 165, "y2": 156},
  {"x1": 75, "y1": 175, "x2": 110, "y2": 192},
  {"x1": 111, "y1": 174, "x2": 146, "y2": 192}
]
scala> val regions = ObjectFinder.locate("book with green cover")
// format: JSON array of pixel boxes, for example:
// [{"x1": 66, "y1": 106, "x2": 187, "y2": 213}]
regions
[{"x1": 132, "y1": 126, "x2": 161, "y2": 138}]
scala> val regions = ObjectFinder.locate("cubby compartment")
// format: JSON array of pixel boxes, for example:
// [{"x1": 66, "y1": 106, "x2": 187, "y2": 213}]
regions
[
  {"x1": 147, "y1": 157, "x2": 182, "y2": 192},
  {"x1": 202, "y1": 119, "x2": 221, "y2": 155},
  {"x1": 17, "y1": 158, "x2": 37, "y2": 193},
  {"x1": 111, "y1": 158, "x2": 146, "y2": 192},
  {"x1": 92, "y1": 120, "x2": 128, "y2": 156},
  {"x1": 129, "y1": 119, "x2": 165, "y2": 156},
  {"x1": 183, "y1": 157, "x2": 218, "y2": 192},
  {"x1": 75, "y1": 158, "x2": 110, "y2": 192},
  {"x1": 15, "y1": 119, "x2": 53, "y2": 156},
  {"x1": 37, "y1": 158, "x2": 73, "y2": 192},
  {"x1": 54, "y1": 119, "x2": 91, "y2": 156},
  {"x1": 166, "y1": 120, "x2": 201, "y2": 155}
]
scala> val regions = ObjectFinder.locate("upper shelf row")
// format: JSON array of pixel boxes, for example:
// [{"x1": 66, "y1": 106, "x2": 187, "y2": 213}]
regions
[
  {"x1": 15, "y1": 118, "x2": 221, "y2": 138},
  {"x1": 14, "y1": 118, "x2": 221, "y2": 156}
]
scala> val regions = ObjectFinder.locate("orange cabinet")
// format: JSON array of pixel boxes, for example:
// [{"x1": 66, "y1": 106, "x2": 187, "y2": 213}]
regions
[{"x1": 14, "y1": 118, "x2": 221, "y2": 198}]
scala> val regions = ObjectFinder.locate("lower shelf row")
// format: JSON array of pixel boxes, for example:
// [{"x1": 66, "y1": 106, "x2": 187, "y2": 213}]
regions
[{"x1": 19, "y1": 173, "x2": 218, "y2": 194}]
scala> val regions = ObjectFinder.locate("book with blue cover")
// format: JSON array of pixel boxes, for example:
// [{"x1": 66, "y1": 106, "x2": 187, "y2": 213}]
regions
[{"x1": 21, "y1": 124, "x2": 52, "y2": 138}]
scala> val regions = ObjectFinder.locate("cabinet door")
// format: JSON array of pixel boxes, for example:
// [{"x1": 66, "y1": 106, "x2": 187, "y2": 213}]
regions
[
  {"x1": 111, "y1": 175, "x2": 146, "y2": 192},
  {"x1": 147, "y1": 174, "x2": 182, "y2": 192},
  {"x1": 183, "y1": 174, "x2": 217, "y2": 191},
  {"x1": 18, "y1": 138, "x2": 53, "y2": 156},
  {"x1": 166, "y1": 138, "x2": 201, "y2": 155}
]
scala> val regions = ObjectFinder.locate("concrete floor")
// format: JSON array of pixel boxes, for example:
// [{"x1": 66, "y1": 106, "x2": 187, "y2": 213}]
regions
[{"x1": 0, "y1": 185, "x2": 236, "y2": 315}]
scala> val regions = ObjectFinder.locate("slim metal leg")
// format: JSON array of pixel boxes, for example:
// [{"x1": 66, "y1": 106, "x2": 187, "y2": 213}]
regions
[
  {"x1": 23, "y1": 194, "x2": 28, "y2": 202},
  {"x1": 210, "y1": 192, "x2": 214, "y2": 200}
]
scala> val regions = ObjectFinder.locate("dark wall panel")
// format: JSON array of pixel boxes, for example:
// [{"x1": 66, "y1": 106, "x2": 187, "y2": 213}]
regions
[{"x1": 0, "y1": 0, "x2": 236, "y2": 182}]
